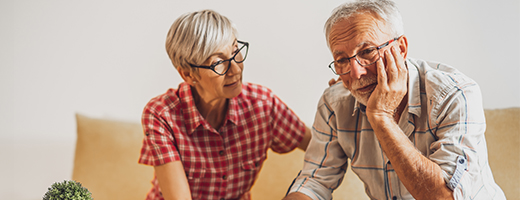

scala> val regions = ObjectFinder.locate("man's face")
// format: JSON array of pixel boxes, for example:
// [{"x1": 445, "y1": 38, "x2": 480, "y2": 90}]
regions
[{"x1": 328, "y1": 13, "x2": 394, "y2": 106}]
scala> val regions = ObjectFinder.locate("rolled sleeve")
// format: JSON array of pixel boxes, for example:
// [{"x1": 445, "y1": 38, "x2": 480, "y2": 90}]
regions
[
  {"x1": 270, "y1": 94, "x2": 306, "y2": 153},
  {"x1": 427, "y1": 77, "x2": 488, "y2": 199},
  {"x1": 138, "y1": 104, "x2": 180, "y2": 166},
  {"x1": 289, "y1": 178, "x2": 333, "y2": 200}
]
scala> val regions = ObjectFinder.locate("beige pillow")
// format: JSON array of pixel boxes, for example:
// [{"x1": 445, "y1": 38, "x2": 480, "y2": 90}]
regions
[
  {"x1": 251, "y1": 148, "x2": 368, "y2": 200},
  {"x1": 484, "y1": 108, "x2": 520, "y2": 199},
  {"x1": 72, "y1": 114, "x2": 154, "y2": 200}
]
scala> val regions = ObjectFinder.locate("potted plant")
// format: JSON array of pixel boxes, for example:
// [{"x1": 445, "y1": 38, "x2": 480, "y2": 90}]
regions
[{"x1": 43, "y1": 180, "x2": 93, "y2": 200}]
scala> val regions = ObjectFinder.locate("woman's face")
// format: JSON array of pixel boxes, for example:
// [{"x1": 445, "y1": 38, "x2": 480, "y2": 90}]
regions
[{"x1": 193, "y1": 40, "x2": 244, "y2": 101}]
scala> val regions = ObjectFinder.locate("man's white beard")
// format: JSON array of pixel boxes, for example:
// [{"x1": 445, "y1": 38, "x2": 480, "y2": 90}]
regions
[{"x1": 348, "y1": 75, "x2": 377, "y2": 106}]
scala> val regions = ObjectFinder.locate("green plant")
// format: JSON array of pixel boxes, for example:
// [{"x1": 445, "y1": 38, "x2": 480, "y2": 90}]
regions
[{"x1": 43, "y1": 180, "x2": 93, "y2": 200}]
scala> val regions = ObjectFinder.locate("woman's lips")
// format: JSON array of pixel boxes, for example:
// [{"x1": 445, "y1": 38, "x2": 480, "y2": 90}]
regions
[{"x1": 224, "y1": 81, "x2": 238, "y2": 87}]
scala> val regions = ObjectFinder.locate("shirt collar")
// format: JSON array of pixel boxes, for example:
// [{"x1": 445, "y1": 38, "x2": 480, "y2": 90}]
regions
[
  {"x1": 226, "y1": 96, "x2": 240, "y2": 125},
  {"x1": 178, "y1": 82, "x2": 202, "y2": 134},
  {"x1": 406, "y1": 59, "x2": 422, "y2": 117},
  {"x1": 351, "y1": 59, "x2": 422, "y2": 117},
  {"x1": 178, "y1": 82, "x2": 240, "y2": 134}
]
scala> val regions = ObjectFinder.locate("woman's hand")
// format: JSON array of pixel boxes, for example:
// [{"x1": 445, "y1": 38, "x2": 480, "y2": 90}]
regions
[
  {"x1": 239, "y1": 191, "x2": 251, "y2": 200},
  {"x1": 328, "y1": 77, "x2": 342, "y2": 86}
]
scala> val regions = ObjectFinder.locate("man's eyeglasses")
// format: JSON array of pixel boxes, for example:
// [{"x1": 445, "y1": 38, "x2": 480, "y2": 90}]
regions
[
  {"x1": 190, "y1": 40, "x2": 249, "y2": 76},
  {"x1": 328, "y1": 36, "x2": 401, "y2": 75}
]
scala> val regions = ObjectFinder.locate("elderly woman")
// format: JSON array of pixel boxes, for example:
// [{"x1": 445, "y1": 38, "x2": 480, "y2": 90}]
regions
[{"x1": 138, "y1": 10, "x2": 312, "y2": 200}]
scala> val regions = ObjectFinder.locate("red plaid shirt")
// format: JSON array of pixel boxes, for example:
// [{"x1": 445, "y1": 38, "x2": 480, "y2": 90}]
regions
[{"x1": 138, "y1": 82, "x2": 306, "y2": 200}]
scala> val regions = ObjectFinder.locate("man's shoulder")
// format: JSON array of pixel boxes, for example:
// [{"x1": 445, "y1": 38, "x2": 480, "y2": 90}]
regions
[
  {"x1": 319, "y1": 82, "x2": 356, "y2": 109},
  {"x1": 408, "y1": 58, "x2": 477, "y2": 86},
  {"x1": 323, "y1": 82, "x2": 350, "y2": 98},
  {"x1": 408, "y1": 58, "x2": 480, "y2": 104}
]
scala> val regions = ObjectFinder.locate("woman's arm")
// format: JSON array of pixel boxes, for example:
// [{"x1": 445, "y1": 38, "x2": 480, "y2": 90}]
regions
[
  {"x1": 154, "y1": 161, "x2": 192, "y2": 200},
  {"x1": 297, "y1": 126, "x2": 312, "y2": 151}
]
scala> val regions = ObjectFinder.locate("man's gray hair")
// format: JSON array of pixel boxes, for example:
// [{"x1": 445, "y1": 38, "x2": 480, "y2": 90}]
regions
[
  {"x1": 165, "y1": 9, "x2": 238, "y2": 74},
  {"x1": 324, "y1": 0, "x2": 404, "y2": 47}
]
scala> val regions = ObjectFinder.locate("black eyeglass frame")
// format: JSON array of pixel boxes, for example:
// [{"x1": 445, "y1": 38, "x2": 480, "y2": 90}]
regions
[
  {"x1": 328, "y1": 36, "x2": 401, "y2": 75},
  {"x1": 189, "y1": 40, "x2": 249, "y2": 76}
]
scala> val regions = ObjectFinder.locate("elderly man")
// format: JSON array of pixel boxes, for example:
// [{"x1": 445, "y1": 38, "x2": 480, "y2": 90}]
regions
[{"x1": 284, "y1": 0, "x2": 505, "y2": 199}]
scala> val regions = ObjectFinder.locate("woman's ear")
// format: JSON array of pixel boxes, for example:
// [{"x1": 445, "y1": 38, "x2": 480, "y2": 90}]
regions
[
  {"x1": 398, "y1": 35, "x2": 408, "y2": 59},
  {"x1": 178, "y1": 68, "x2": 198, "y2": 86}
]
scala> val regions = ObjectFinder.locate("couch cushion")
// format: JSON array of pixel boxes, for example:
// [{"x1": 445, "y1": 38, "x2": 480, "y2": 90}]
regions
[
  {"x1": 484, "y1": 108, "x2": 520, "y2": 199},
  {"x1": 251, "y1": 149, "x2": 369, "y2": 200},
  {"x1": 72, "y1": 114, "x2": 154, "y2": 200},
  {"x1": 71, "y1": 108, "x2": 519, "y2": 200}
]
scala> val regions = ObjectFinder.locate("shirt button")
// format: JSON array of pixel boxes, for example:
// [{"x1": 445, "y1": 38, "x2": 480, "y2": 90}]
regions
[
  {"x1": 393, "y1": 196, "x2": 397, "y2": 200},
  {"x1": 220, "y1": 198, "x2": 225, "y2": 200},
  {"x1": 459, "y1": 158, "x2": 465, "y2": 164},
  {"x1": 219, "y1": 150, "x2": 225, "y2": 156},
  {"x1": 222, "y1": 175, "x2": 227, "y2": 180}
]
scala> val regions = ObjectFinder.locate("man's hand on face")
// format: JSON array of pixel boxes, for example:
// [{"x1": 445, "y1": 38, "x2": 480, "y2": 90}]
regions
[{"x1": 365, "y1": 46, "x2": 408, "y2": 122}]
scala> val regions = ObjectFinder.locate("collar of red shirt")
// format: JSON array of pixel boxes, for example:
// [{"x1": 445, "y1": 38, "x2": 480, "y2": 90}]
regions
[{"x1": 178, "y1": 82, "x2": 240, "y2": 134}]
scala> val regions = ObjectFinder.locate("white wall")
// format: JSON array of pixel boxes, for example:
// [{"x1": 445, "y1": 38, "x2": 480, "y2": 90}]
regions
[{"x1": 1, "y1": 0, "x2": 518, "y2": 199}]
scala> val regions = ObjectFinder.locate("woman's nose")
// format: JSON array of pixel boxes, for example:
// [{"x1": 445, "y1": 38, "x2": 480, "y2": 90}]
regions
[{"x1": 226, "y1": 60, "x2": 242, "y2": 76}]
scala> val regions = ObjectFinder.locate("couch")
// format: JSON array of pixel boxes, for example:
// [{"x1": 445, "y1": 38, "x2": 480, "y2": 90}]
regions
[{"x1": 72, "y1": 108, "x2": 519, "y2": 199}]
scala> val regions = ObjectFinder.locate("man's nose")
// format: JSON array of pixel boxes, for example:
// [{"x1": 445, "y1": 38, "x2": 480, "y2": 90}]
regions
[{"x1": 349, "y1": 58, "x2": 367, "y2": 79}]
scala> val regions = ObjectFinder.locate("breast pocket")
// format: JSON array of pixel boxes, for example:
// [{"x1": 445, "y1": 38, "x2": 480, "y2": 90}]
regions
[
  {"x1": 240, "y1": 156, "x2": 266, "y2": 186},
  {"x1": 186, "y1": 168, "x2": 206, "y2": 199},
  {"x1": 242, "y1": 159, "x2": 261, "y2": 171}
]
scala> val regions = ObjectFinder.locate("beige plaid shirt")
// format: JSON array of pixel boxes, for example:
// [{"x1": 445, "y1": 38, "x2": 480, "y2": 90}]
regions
[{"x1": 288, "y1": 58, "x2": 505, "y2": 200}]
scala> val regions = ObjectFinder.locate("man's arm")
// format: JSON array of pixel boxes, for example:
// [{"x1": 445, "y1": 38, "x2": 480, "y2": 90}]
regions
[
  {"x1": 154, "y1": 161, "x2": 192, "y2": 200},
  {"x1": 284, "y1": 88, "x2": 349, "y2": 200},
  {"x1": 368, "y1": 116, "x2": 453, "y2": 200},
  {"x1": 365, "y1": 47, "x2": 453, "y2": 200}
]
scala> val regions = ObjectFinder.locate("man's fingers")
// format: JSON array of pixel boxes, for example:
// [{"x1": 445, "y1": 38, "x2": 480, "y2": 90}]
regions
[
  {"x1": 390, "y1": 46, "x2": 407, "y2": 80},
  {"x1": 376, "y1": 56, "x2": 387, "y2": 87},
  {"x1": 391, "y1": 46, "x2": 406, "y2": 71},
  {"x1": 384, "y1": 49, "x2": 398, "y2": 83}
]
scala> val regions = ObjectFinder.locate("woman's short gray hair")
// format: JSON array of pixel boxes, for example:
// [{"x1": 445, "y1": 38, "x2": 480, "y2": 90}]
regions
[
  {"x1": 324, "y1": 0, "x2": 404, "y2": 47},
  {"x1": 165, "y1": 9, "x2": 238, "y2": 74}
]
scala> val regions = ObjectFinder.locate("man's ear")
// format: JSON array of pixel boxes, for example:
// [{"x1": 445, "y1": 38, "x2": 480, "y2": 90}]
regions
[
  {"x1": 398, "y1": 35, "x2": 408, "y2": 59},
  {"x1": 178, "y1": 68, "x2": 198, "y2": 86}
]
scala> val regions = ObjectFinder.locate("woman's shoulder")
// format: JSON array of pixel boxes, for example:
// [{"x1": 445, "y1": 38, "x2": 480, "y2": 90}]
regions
[{"x1": 144, "y1": 86, "x2": 183, "y2": 114}]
